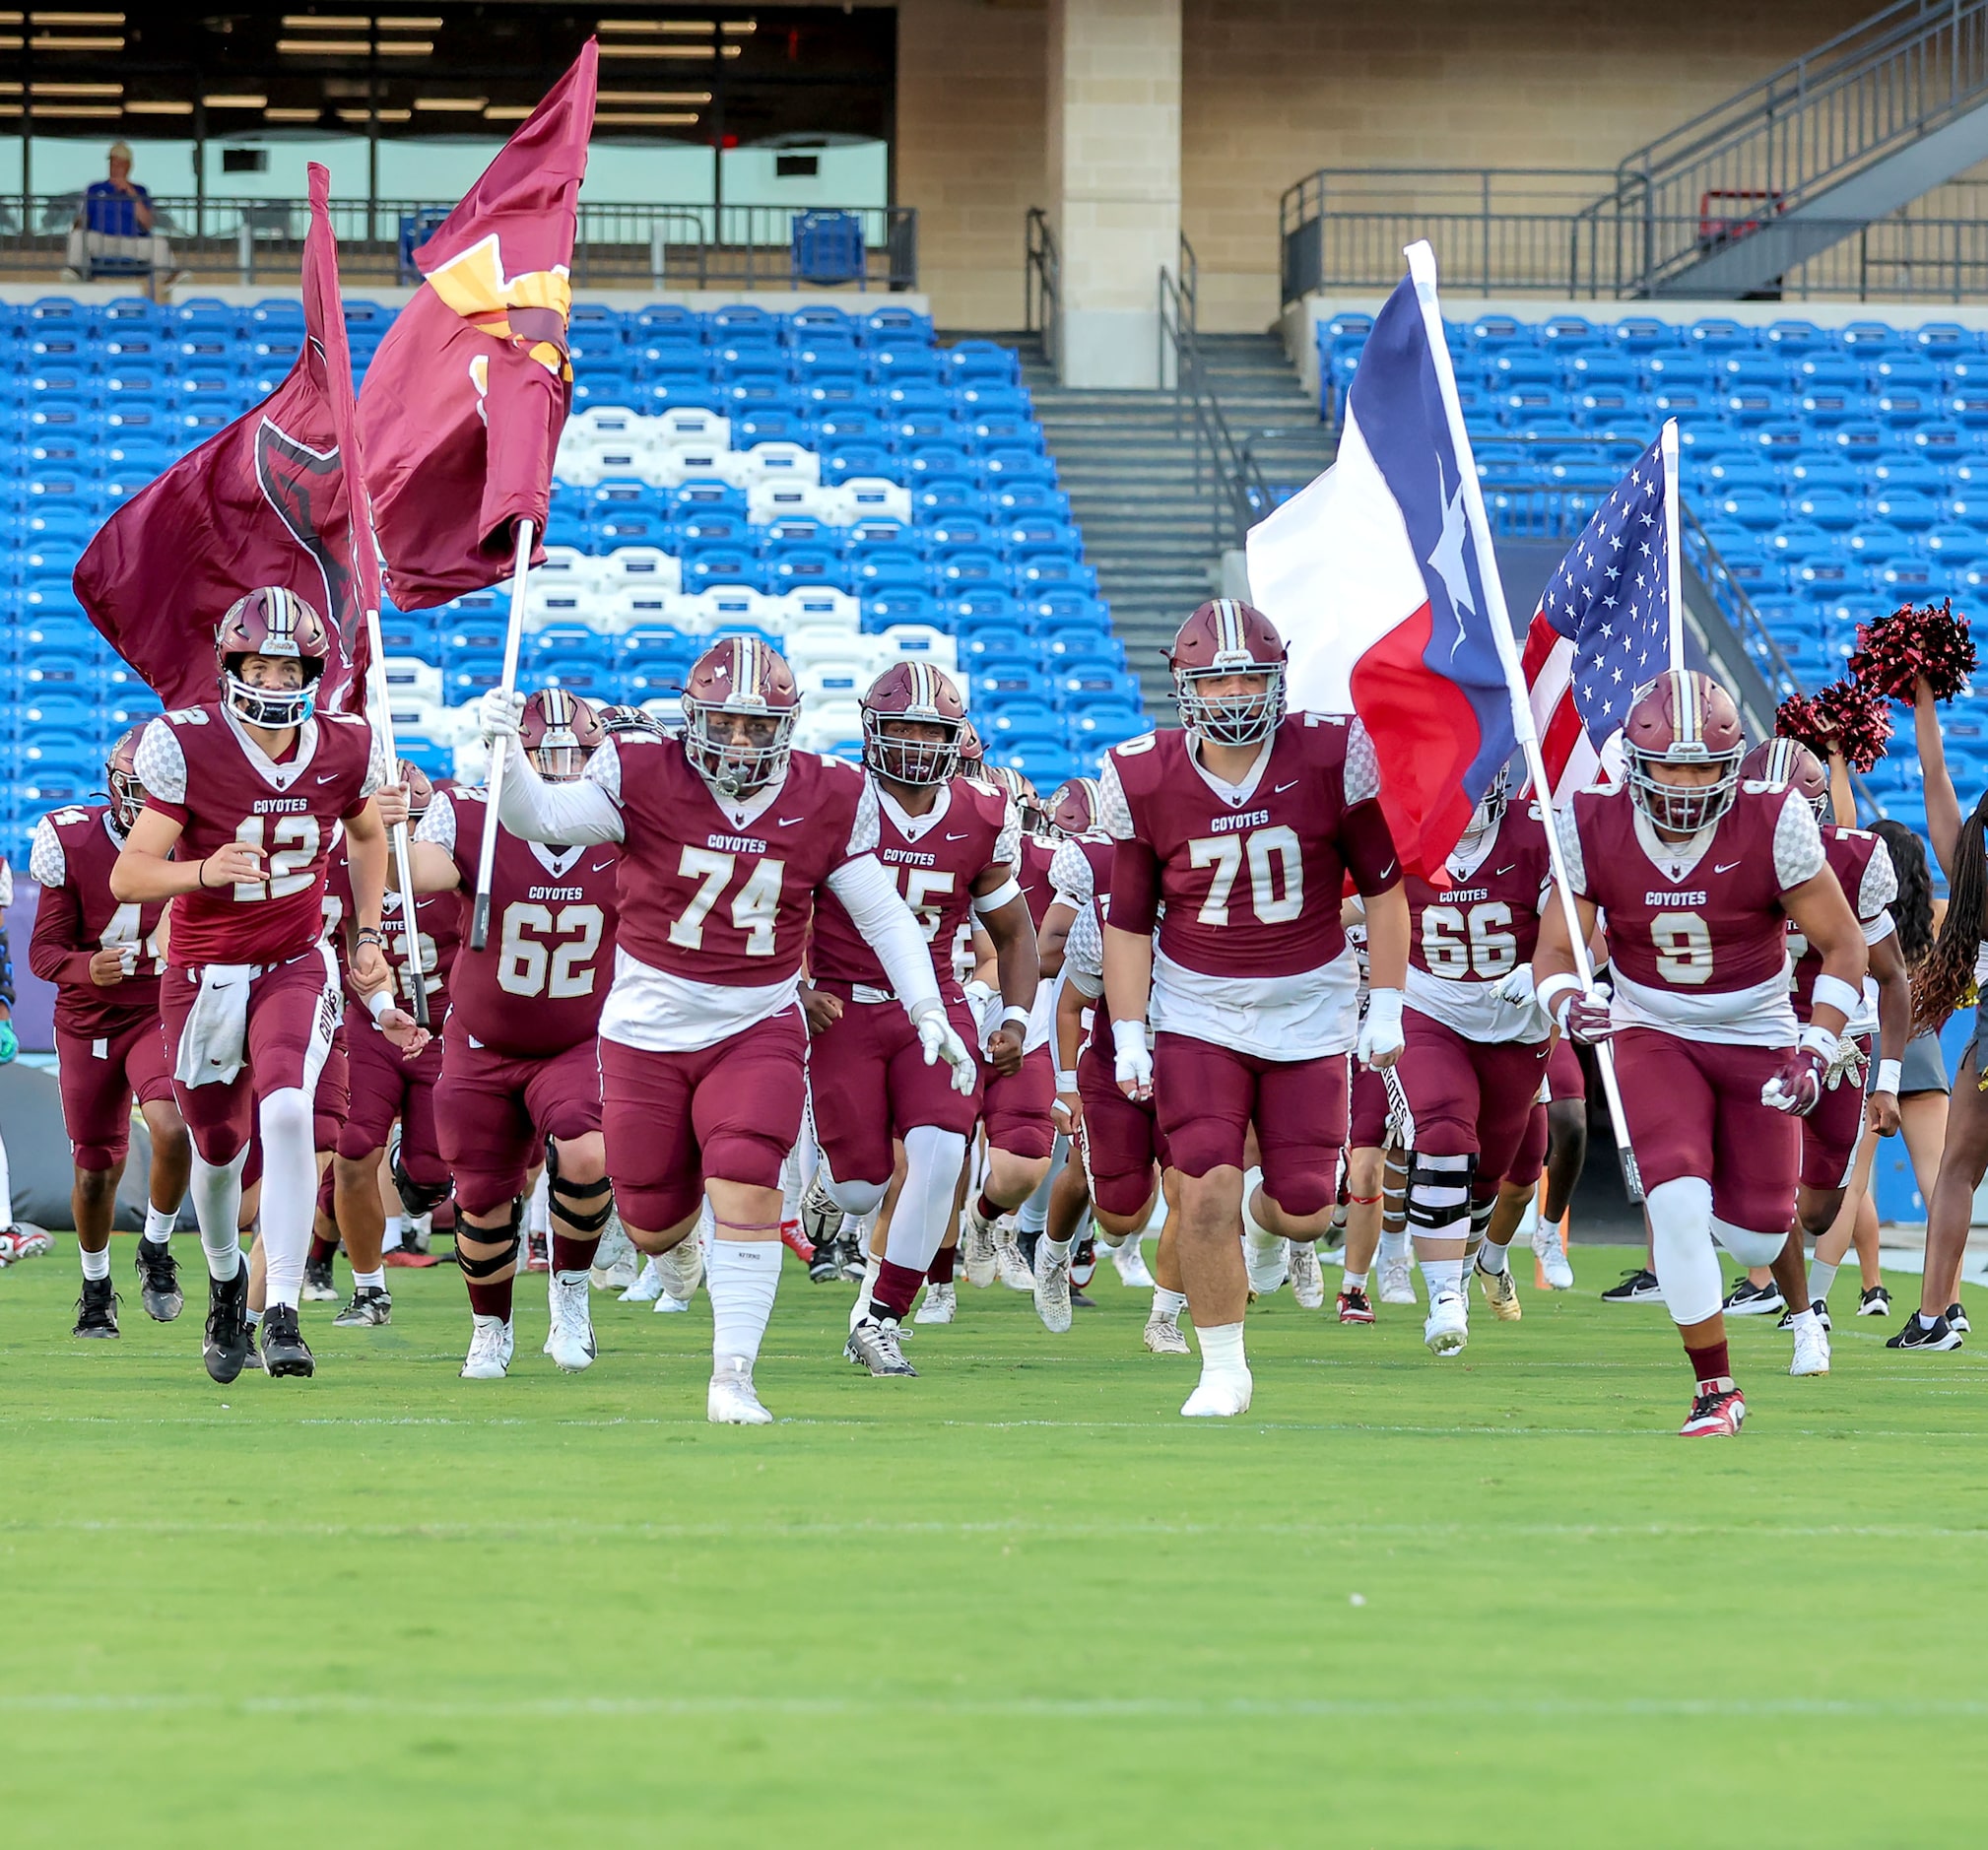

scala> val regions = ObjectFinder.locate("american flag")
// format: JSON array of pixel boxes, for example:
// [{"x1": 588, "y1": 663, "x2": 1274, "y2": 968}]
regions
[{"x1": 1520, "y1": 432, "x2": 1672, "y2": 801}]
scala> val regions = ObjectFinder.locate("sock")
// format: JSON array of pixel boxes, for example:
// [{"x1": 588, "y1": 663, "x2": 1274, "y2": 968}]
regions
[
  {"x1": 1153, "y1": 1287, "x2": 1186, "y2": 1321},
  {"x1": 1808, "y1": 1257, "x2": 1839, "y2": 1302},
  {"x1": 1480, "y1": 1239, "x2": 1510, "y2": 1277},
  {"x1": 467, "y1": 1276, "x2": 514, "y2": 1321},
  {"x1": 143, "y1": 1205, "x2": 175, "y2": 1244},
  {"x1": 80, "y1": 1244, "x2": 111, "y2": 1282},
  {"x1": 927, "y1": 1244, "x2": 958, "y2": 1286},
  {"x1": 708, "y1": 1238, "x2": 781, "y2": 1368},
  {"x1": 191, "y1": 1149, "x2": 248, "y2": 1282},
  {"x1": 353, "y1": 1267, "x2": 384, "y2": 1292},
  {"x1": 245, "y1": 1306, "x2": 262, "y2": 1330},
  {"x1": 973, "y1": 1190, "x2": 1002, "y2": 1228},
  {"x1": 1378, "y1": 1227, "x2": 1409, "y2": 1269},
  {"x1": 255, "y1": 1089, "x2": 316, "y2": 1310},
  {"x1": 869, "y1": 1258, "x2": 926, "y2": 1323},
  {"x1": 307, "y1": 1233, "x2": 338, "y2": 1265},
  {"x1": 552, "y1": 1232, "x2": 601, "y2": 1276},
  {"x1": 383, "y1": 1213, "x2": 404, "y2": 1251},
  {"x1": 1018, "y1": 1140, "x2": 1062, "y2": 1235},
  {"x1": 1342, "y1": 1270, "x2": 1367, "y2": 1291},
  {"x1": 1196, "y1": 1319, "x2": 1248, "y2": 1377},
  {"x1": 1041, "y1": 1234, "x2": 1071, "y2": 1262},
  {"x1": 1420, "y1": 1256, "x2": 1464, "y2": 1302},
  {"x1": 1686, "y1": 1337, "x2": 1732, "y2": 1388},
  {"x1": 1788, "y1": 1304, "x2": 1817, "y2": 1330},
  {"x1": 1918, "y1": 1309, "x2": 1941, "y2": 1331},
  {"x1": 527, "y1": 1171, "x2": 551, "y2": 1236}
]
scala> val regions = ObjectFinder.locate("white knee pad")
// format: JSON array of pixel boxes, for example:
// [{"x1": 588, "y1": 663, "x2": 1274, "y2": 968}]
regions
[
  {"x1": 823, "y1": 1170, "x2": 888, "y2": 1219},
  {"x1": 1712, "y1": 1217, "x2": 1788, "y2": 1269},
  {"x1": 885, "y1": 1124, "x2": 970, "y2": 1274},
  {"x1": 1646, "y1": 1176, "x2": 1722, "y2": 1326}
]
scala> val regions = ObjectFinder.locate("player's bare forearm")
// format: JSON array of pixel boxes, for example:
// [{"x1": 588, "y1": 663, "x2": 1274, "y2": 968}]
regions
[
  {"x1": 1532, "y1": 888, "x2": 1598, "y2": 990},
  {"x1": 1360, "y1": 881, "x2": 1409, "y2": 990},
  {"x1": 983, "y1": 895, "x2": 1038, "y2": 1017},
  {"x1": 110, "y1": 809, "x2": 202, "y2": 902},
  {"x1": 404, "y1": 841, "x2": 461, "y2": 894},
  {"x1": 1055, "y1": 976, "x2": 1090, "y2": 1077},
  {"x1": 1784, "y1": 871, "x2": 1867, "y2": 1040},
  {"x1": 1037, "y1": 899, "x2": 1076, "y2": 978},
  {"x1": 1102, "y1": 923, "x2": 1152, "y2": 1031},
  {"x1": 1870, "y1": 929, "x2": 1911, "y2": 1064}
]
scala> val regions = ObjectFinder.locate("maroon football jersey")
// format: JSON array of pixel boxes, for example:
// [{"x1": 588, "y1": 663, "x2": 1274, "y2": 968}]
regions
[
  {"x1": 1566, "y1": 779, "x2": 1822, "y2": 1045},
  {"x1": 417, "y1": 785, "x2": 619, "y2": 1057},
  {"x1": 810, "y1": 774, "x2": 1015, "y2": 995},
  {"x1": 1102, "y1": 716, "x2": 1394, "y2": 979},
  {"x1": 1404, "y1": 800, "x2": 1553, "y2": 1041},
  {"x1": 1047, "y1": 833, "x2": 1114, "y2": 916},
  {"x1": 325, "y1": 840, "x2": 462, "y2": 1016},
  {"x1": 1016, "y1": 833, "x2": 1059, "y2": 932},
  {"x1": 28, "y1": 803, "x2": 166, "y2": 1037},
  {"x1": 134, "y1": 703, "x2": 380, "y2": 969},
  {"x1": 1791, "y1": 826, "x2": 1893, "y2": 1025},
  {"x1": 593, "y1": 735, "x2": 869, "y2": 986}
]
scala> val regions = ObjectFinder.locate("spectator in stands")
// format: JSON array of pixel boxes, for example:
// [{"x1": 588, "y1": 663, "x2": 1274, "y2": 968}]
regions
[{"x1": 62, "y1": 143, "x2": 177, "y2": 301}]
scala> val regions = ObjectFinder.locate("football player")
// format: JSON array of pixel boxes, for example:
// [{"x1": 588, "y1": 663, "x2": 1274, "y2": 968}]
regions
[
  {"x1": 1099, "y1": 600, "x2": 1409, "y2": 1417},
  {"x1": 30, "y1": 727, "x2": 190, "y2": 1335},
  {"x1": 1391, "y1": 764, "x2": 1555, "y2": 1354},
  {"x1": 483, "y1": 637, "x2": 974, "y2": 1422},
  {"x1": 1532, "y1": 671, "x2": 1867, "y2": 1435},
  {"x1": 407, "y1": 692, "x2": 620, "y2": 1379},
  {"x1": 800, "y1": 663, "x2": 1035, "y2": 1374},
  {"x1": 111, "y1": 588, "x2": 405, "y2": 1383}
]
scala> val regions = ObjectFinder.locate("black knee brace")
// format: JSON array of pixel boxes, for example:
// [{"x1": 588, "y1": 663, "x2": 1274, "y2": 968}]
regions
[
  {"x1": 455, "y1": 1198, "x2": 522, "y2": 1280},
  {"x1": 392, "y1": 1146, "x2": 454, "y2": 1217},
  {"x1": 1469, "y1": 1193, "x2": 1496, "y2": 1238},
  {"x1": 546, "y1": 1139, "x2": 615, "y2": 1234},
  {"x1": 1405, "y1": 1151, "x2": 1477, "y2": 1232}
]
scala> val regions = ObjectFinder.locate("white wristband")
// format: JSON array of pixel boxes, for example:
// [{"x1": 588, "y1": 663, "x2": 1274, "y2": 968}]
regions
[
  {"x1": 1111, "y1": 1018, "x2": 1147, "y2": 1058},
  {"x1": 1055, "y1": 1068, "x2": 1079, "y2": 1092},
  {"x1": 1536, "y1": 972, "x2": 1580, "y2": 1027},
  {"x1": 1001, "y1": 1003, "x2": 1030, "y2": 1029},
  {"x1": 1799, "y1": 1023, "x2": 1841, "y2": 1063},
  {"x1": 1811, "y1": 973, "x2": 1863, "y2": 1023},
  {"x1": 1876, "y1": 1059, "x2": 1903, "y2": 1095},
  {"x1": 365, "y1": 987, "x2": 393, "y2": 1024},
  {"x1": 1363, "y1": 986, "x2": 1403, "y2": 1031}
]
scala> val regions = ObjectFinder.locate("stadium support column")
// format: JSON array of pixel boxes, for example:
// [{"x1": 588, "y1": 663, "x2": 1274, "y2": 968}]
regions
[{"x1": 1047, "y1": 0, "x2": 1181, "y2": 390}]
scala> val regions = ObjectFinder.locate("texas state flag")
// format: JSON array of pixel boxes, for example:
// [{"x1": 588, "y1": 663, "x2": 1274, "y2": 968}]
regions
[{"x1": 1247, "y1": 251, "x2": 1515, "y2": 886}]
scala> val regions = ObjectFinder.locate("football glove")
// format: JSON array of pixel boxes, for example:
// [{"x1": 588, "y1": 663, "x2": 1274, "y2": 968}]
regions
[
  {"x1": 478, "y1": 688, "x2": 527, "y2": 745},
  {"x1": 1358, "y1": 986, "x2": 1404, "y2": 1068},
  {"x1": 1111, "y1": 1018, "x2": 1154, "y2": 1099},
  {"x1": 914, "y1": 1004, "x2": 977, "y2": 1096},
  {"x1": 1762, "y1": 1030, "x2": 1834, "y2": 1117}
]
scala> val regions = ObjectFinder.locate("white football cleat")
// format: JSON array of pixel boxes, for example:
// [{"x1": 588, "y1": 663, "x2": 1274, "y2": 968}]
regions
[
  {"x1": 1180, "y1": 1369, "x2": 1253, "y2": 1418},
  {"x1": 1476, "y1": 1260, "x2": 1523, "y2": 1322},
  {"x1": 1032, "y1": 1241, "x2": 1073, "y2": 1334},
  {"x1": 620, "y1": 1259, "x2": 665, "y2": 1303},
  {"x1": 995, "y1": 1229, "x2": 1034, "y2": 1292},
  {"x1": 1109, "y1": 1234, "x2": 1155, "y2": 1289},
  {"x1": 1287, "y1": 1240, "x2": 1326, "y2": 1310},
  {"x1": 590, "y1": 1214, "x2": 639, "y2": 1290},
  {"x1": 543, "y1": 1272, "x2": 598, "y2": 1371},
  {"x1": 1377, "y1": 1258, "x2": 1418, "y2": 1306},
  {"x1": 707, "y1": 1355, "x2": 773, "y2": 1424},
  {"x1": 962, "y1": 1201, "x2": 1000, "y2": 1288},
  {"x1": 1789, "y1": 1314, "x2": 1831, "y2": 1377},
  {"x1": 460, "y1": 1314, "x2": 513, "y2": 1380},
  {"x1": 914, "y1": 1282, "x2": 957, "y2": 1324},
  {"x1": 1143, "y1": 1307, "x2": 1190, "y2": 1355},
  {"x1": 656, "y1": 1236, "x2": 704, "y2": 1304},
  {"x1": 1531, "y1": 1212, "x2": 1574, "y2": 1290},
  {"x1": 1424, "y1": 1291, "x2": 1470, "y2": 1356},
  {"x1": 652, "y1": 1292, "x2": 693, "y2": 1314}
]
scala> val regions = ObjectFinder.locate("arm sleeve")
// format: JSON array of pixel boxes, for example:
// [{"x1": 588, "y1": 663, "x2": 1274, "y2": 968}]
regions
[
  {"x1": 1064, "y1": 900, "x2": 1104, "y2": 998},
  {"x1": 1108, "y1": 836, "x2": 1162, "y2": 935},
  {"x1": 28, "y1": 869, "x2": 94, "y2": 988},
  {"x1": 1553, "y1": 803, "x2": 1589, "y2": 897},
  {"x1": 1344, "y1": 717, "x2": 1381, "y2": 805},
  {"x1": 497, "y1": 742, "x2": 626, "y2": 846},
  {"x1": 134, "y1": 719, "x2": 188, "y2": 820},
  {"x1": 1048, "y1": 837, "x2": 1093, "y2": 909},
  {"x1": 825, "y1": 854, "x2": 942, "y2": 1019},
  {"x1": 29, "y1": 816, "x2": 65, "y2": 891},
  {"x1": 1773, "y1": 792, "x2": 1827, "y2": 891},
  {"x1": 842, "y1": 770, "x2": 882, "y2": 859},
  {"x1": 1340, "y1": 795, "x2": 1401, "y2": 895}
]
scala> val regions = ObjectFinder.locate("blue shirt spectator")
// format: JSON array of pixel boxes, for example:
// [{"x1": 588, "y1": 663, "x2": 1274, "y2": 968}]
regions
[{"x1": 81, "y1": 143, "x2": 155, "y2": 238}]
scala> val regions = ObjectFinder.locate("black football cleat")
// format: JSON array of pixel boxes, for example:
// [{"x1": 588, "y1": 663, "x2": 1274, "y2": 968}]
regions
[
  {"x1": 1601, "y1": 1267, "x2": 1663, "y2": 1303},
  {"x1": 204, "y1": 1265, "x2": 250, "y2": 1383},
  {"x1": 243, "y1": 1321, "x2": 267, "y2": 1372},
  {"x1": 332, "y1": 1286, "x2": 392, "y2": 1328},
  {"x1": 133, "y1": 1238, "x2": 183, "y2": 1321},
  {"x1": 1947, "y1": 1301, "x2": 1971, "y2": 1336},
  {"x1": 1887, "y1": 1313, "x2": 1962, "y2": 1351},
  {"x1": 260, "y1": 1303, "x2": 315, "y2": 1378},
  {"x1": 72, "y1": 1276, "x2": 119, "y2": 1339}
]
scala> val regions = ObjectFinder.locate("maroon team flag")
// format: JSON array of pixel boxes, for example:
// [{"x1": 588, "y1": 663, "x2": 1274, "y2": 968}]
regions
[
  {"x1": 74, "y1": 164, "x2": 371, "y2": 714},
  {"x1": 358, "y1": 40, "x2": 596, "y2": 611}
]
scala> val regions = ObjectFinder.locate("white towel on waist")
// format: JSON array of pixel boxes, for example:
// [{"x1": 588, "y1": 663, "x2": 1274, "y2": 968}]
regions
[{"x1": 172, "y1": 962, "x2": 255, "y2": 1088}]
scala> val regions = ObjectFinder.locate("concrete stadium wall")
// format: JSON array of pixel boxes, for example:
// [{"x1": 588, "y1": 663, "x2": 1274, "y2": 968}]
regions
[{"x1": 893, "y1": 0, "x2": 1881, "y2": 333}]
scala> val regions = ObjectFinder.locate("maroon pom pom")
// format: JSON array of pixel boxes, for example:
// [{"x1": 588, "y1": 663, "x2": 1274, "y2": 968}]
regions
[
  {"x1": 1847, "y1": 599, "x2": 1977, "y2": 704},
  {"x1": 1775, "y1": 679, "x2": 1892, "y2": 773}
]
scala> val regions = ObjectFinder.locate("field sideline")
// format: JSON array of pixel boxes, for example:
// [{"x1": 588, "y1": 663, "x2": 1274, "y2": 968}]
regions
[{"x1": 2, "y1": 1235, "x2": 1983, "y2": 1847}]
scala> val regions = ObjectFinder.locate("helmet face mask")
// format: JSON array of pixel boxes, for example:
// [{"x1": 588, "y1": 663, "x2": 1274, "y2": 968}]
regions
[
  {"x1": 1457, "y1": 765, "x2": 1510, "y2": 850},
  {"x1": 1624, "y1": 670, "x2": 1745, "y2": 835},
  {"x1": 106, "y1": 725, "x2": 146, "y2": 833},
  {"x1": 217, "y1": 587, "x2": 330, "y2": 730},
  {"x1": 1169, "y1": 600, "x2": 1288, "y2": 749},
  {"x1": 860, "y1": 662, "x2": 967, "y2": 788},
  {"x1": 684, "y1": 638, "x2": 799, "y2": 800}
]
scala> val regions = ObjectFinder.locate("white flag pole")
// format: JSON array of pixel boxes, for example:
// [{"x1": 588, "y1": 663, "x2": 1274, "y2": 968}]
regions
[
  {"x1": 361, "y1": 600, "x2": 431, "y2": 1026},
  {"x1": 1401, "y1": 239, "x2": 1644, "y2": 1200},
  {"x1": 1661, "y1": 417, "x2": 1685, "y2": 671},
  {"x1": 470, "y1": 515, "x2": 534, "y2": 952}
]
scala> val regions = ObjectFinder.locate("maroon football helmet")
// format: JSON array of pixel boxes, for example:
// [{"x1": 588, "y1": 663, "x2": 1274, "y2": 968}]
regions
[
  {"x1": 1168, "y1": 599, "x2": 1287, "y2": 747},
  {"x1": 958, "y1": 719, "x2": 985, "y2": 772},
  {"x1": 598, "y1": 701, "x2": 667, "y2": 740},
  {"x1": 861, "y1": 661, "x2": 967, "y2": 787},
  {"x1": 1744, "y1": 737, "x2": 1829, "y2": 823},
  {"x1": 106, "y1": 725, "x2": 146, "y2": 833},
  {"x1": 1045, "y1": 776, "x2": 1102, "y2": 840},
  {"x1": 978, "y1": 762, "x2": 1038, "y2": 812},
  {"x1": 394, "y1": 759, "x2": 434, "y2": 825},
  {"x1": 520, "y1": 689, "x2": 605, "y2": 782},
  {"x1": 1457, "y1": 764, "x2": 1512, "y2": 848},
  {"x1": 1624, "y1": 669, "x2": 1746, "y2": 833},
  {"x1": 216, "y1": 586, "x2": 333, "y2": 728},
  {"x1": 684, "y1": 635, "x2": 800, "y2": 798}
]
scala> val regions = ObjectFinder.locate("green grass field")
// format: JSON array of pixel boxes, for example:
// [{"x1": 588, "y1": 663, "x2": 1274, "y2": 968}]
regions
[{"x1": 2, "y1": 1234, "x2": 1984, "y2": 1848}]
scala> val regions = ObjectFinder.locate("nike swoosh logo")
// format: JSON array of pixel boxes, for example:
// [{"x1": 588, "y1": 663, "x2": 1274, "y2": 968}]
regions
[
  {"x1": 1274, "y1": 781, "x2": 1298, "y2": 794},
  {"x1": 1375, "y1": 862, "x2": 1396, "y2": 881},
  {"x1": 945, "y1": 831, "x2": 968, "y2": 841},
  {"x1": 591, "y1": 859, "x2": 615, "y2": 872},
  {"x1": 777, "y1": 816, "x2": 805, "y2": 826},
  {"x1": 1714, "y1": 861, "x2": 1742, "y2": 874},
  {"x1": 316, "y1": 773, "x2": 340, "y2": 784},
  {"x1": 1495, "y1": 865, "x2": 1517, "y2": 876}
]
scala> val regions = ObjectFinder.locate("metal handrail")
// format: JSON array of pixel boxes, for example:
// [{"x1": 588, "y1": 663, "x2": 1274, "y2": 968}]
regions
[
  {"x1": 1025, "y1": 206, "x2": 1059, "y2": 366},
  {"x1": 1159, "y1": 261, "x2": 1272, "y2": 554}
]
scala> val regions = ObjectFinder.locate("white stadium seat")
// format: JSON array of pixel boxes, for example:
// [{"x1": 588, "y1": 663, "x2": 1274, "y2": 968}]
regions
[
  {"x1": 652, "y1": 407, "x2": 730, "y2": 449},
  {"x1": 871, "y1": 623, "x2": 959, "y2": 673},
  {"x1": 838, "y1": 476, "x2": 914, "y2": 523},
  {"x1": 597, "y1": 546, "x2": 680, "y2": 594}
]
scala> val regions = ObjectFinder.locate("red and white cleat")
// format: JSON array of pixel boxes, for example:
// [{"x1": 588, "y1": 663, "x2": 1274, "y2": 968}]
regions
[
  {"x1": 780, "y1": 1220, "x2": 816, "y2": 1266},
  {"x1": 1336, "y1": 1285, "x2": 1375, "y2": 1325},
  {"x1": 1680, "y1": 1383, "x2": 1748, "y2": 1437},
  {"x1": 0, "y1": 1223, "x2": 53, "y2": 1264}
]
